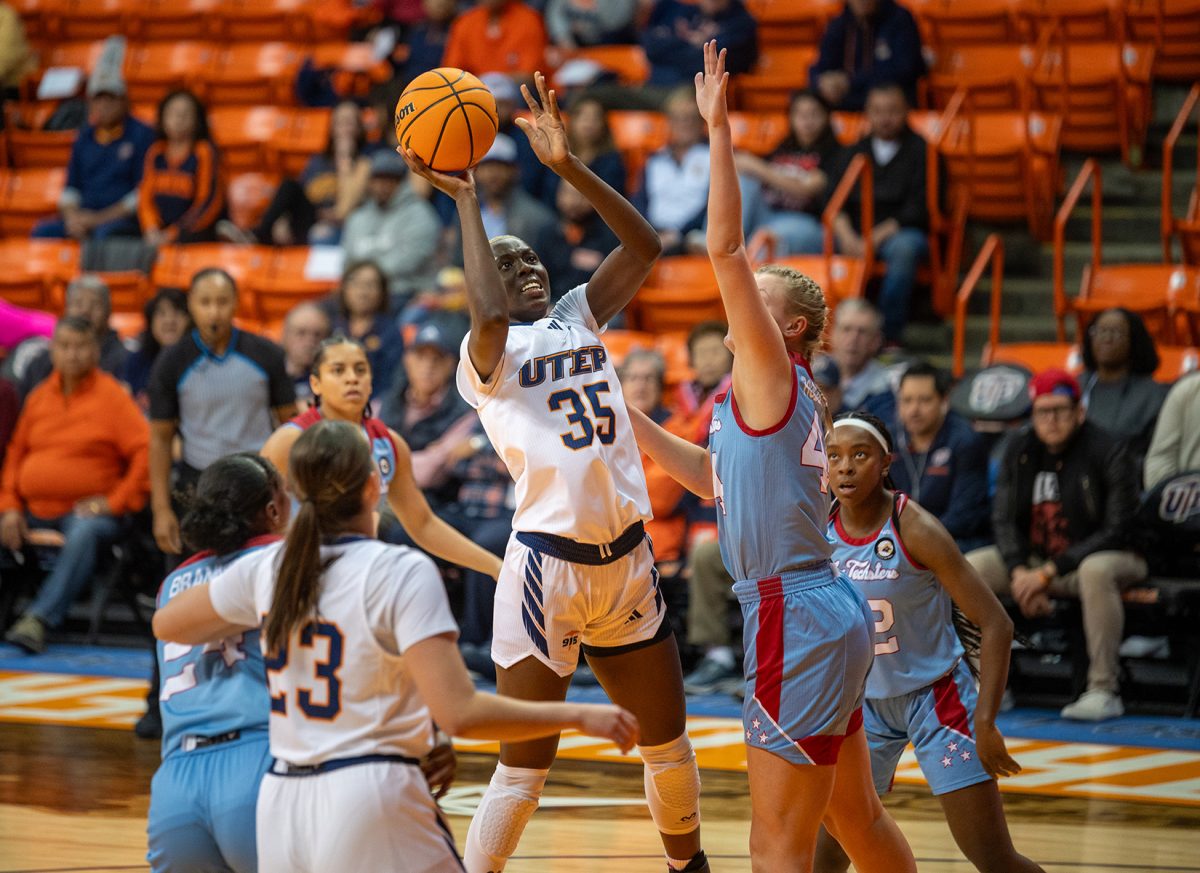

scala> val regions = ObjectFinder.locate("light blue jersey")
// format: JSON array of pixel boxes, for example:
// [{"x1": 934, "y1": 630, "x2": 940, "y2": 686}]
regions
[
  {"x1": 829, "y1": 493, "x2": 963, "y2": 699},
  {"x1": 709, "y1": 355, "x2": 834, "y2": 582},
  {"x1": 156, "y1": 536, "x2": 279, "y2": 758}
]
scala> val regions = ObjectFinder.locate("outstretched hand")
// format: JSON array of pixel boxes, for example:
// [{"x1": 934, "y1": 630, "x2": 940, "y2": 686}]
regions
[
  {"x1": 513, "y1": 72, "x2": 571, "y2": 169},
  {"x1": 397, "y1": 146, "x2": 476, "y2": 200},
  {"x1": 694, "y1": 40, "x2": 729, "y2": 128}
]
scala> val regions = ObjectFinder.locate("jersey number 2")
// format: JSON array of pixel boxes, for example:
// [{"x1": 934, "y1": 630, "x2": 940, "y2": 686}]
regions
[
  {"x1": 868, "y1": 598, "x2": 900, "y2": 656},
  {"x1": 548, "y1": 381, "x2": 616, "y2": 450},
  {"x1": 263, "y1": 620, "x2": 344, "y2": 720}
]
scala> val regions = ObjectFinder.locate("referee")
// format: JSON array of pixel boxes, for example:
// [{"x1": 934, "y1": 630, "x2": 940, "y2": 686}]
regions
[{"x1": 138, "y1": 267, "x2": 295, "y2": 739}]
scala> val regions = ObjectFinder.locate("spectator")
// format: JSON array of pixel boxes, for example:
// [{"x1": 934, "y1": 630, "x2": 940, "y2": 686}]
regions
[
  {"x1": 331, "y1": 260, "x2": 404, "y2": 397},
  {"x1": 891, "y1": 361, "x2": 991, "y2": 552},
  {"x1": 447, "y1": 134, "x2": 563, "y2": 274},
  {"x1": 379, "y1": 315, "x2": 475, "y2": 512},
  {"x1": 618, "y1": 348, "x2": 687, "y2": 567},
  {"x1": 18, "y1": 275, "x2": 130, "y2": 399},
  {"x1": 542, "y1": 95, "x2": 627, "y2": 205},
  {"x1": 138, "y1": 90, "x2": 223, "y2": 246},
  {"x1": 829, "y1": 298, "x2": 894, "y2": 419},
  {"x1": 0, "y1": 317, "x2": 149, "y2": 653},
  {"x1": 737, "y1": 89, "x2": 843, "y2": 255},
  {"x1": 634, "y1": 87, "x2": 710, "y2": 255},
  {"x1": 397, "y1": 0, "x2": 458, "y2": 88},
  {"x1": 478, "y1": 73, "x2": 555, "y2": 206},
  {"x1": 121, "y1": 288, "x2": 191, "y2": 414},
  {"x1": 147, "y1": 268, "x2": 297, "y2": 559},
  {"x1": 219, "y1": 101, "x2": 373, "y2": 246},
  {"x1": 0, "y1": 378, "x2": 15, "y2": 463},
  {"x1": 642, "y1": 0, "x2": 757, "y2": 92},
  {"x1": 550, "y1": 180, "x2": 620, "y2": 296},
  {"x1": 681, "y1": 540, "x2": 739, "y2": 693},
  {"x1": 812, "y1": 353, "x2": 842, "y2": 416},
  {"x1": 1080, "y1": 308, "x2": 1168, "y2": 461},
  {"x1": 675, "y1": 320, "x2": 733, "y2": 437},
  {"x1": 1144, "y1": 372, "x2": 1200, "y2": 489},
  {"x1": 966, "y1": 369, "x2": 1146, "y2": 722},
  {"x1": 342, "y1": 150, "x2": 441, "y2": 300},
  {"x1": 809, "y1": 0, "x2": 925, "y2": 111},
  {"x1": 280, "y1": 302, "x2": 333, "y2": 410},
  {"x1": 32, "y1": 40, "x2": 154, "y2": 241},
  {"x1": 441, "y1": 0, "x2": 548, "y2": 79},
  {"x1": 0, "y1": 2, "x2": 35, "y2": 102},
  {"x1": 545, "y1": 0, "x2": 637, "y2": 49},
  {"x1": 831, "y1": 82, "x2": 931, "y2": 345}
]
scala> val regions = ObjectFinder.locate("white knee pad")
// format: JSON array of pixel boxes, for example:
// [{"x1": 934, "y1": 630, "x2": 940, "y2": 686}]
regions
[
  {"x1": 640, "y1": 733, "x2": 701, "y2": 836},
  {"x1": 464, "y1": 764, "x2": 548, "y2": 871}
]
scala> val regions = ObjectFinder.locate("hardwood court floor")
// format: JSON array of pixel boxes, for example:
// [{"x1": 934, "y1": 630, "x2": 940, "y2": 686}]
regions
[{"x1": 2, "y1": 722, "x2": 1199, "y2": 872}]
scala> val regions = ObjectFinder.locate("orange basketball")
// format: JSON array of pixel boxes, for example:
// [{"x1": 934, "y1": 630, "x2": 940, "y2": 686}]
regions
[{"x1": 394, "y1": 68, "x2": 500, "y2": 173}]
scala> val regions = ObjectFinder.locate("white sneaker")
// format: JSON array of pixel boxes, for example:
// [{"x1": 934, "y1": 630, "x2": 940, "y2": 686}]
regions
[{"x1": 1060, "y1": 689, "x2": 1124, "y2": 722}]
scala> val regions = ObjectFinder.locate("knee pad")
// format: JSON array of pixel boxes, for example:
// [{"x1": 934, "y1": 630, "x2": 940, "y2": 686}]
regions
[
  {"x1": 639, "y1": 733, "x2": 701, "y2": 835},
  {"x1": 469, "y1": 764, "x2": 548, "y2": 861}
]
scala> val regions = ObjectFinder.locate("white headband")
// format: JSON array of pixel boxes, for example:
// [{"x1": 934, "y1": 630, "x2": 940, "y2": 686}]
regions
[{"x1": 832, "y1": 418, "x2": 891, "y2": 453}]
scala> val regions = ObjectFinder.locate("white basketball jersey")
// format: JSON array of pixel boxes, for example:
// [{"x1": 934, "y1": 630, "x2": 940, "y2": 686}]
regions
[
  {"x1": 207, "y1": 537, "x2": 458, "y2": 766},
  {"x1": 457, "y1": 286, "x2": 651, "y2": 544}
]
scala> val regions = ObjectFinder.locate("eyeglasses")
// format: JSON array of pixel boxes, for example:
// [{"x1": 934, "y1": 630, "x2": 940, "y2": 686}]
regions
[{"x1": 1032, "y1": 405, "x2": 1076, "y2": 422}]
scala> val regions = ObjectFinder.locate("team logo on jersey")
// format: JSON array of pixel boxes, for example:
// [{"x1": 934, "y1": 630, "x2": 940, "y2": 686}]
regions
[
  {"x1": 835, "y1": 557, "x2": 899, "y2": 581},
  {"x1": 709, "y1": 416, "x2": 722, "y2": 434},
  {"x1": 1160, "y1": 474, "x2": 1200, "y2": 523},
  {"x1": 378, "y1": 455, "x2": 392, "y2": 478},
  {"x1": 875, "y1": 538, "x2": 895, "y2": 560},
  {"x1": 518, "y1": 345, "x2": 608, "y2": 386}
]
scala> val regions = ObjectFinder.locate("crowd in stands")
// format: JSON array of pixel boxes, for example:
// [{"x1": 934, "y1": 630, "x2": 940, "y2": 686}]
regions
[{"x1": 0, "y1": 0, "x2": 1197, "y2": 733}]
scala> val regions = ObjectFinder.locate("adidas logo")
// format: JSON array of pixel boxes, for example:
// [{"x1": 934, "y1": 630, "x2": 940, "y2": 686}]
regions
[{"x1": 624, "y1": 608, "x2": 643, "y2": 624}]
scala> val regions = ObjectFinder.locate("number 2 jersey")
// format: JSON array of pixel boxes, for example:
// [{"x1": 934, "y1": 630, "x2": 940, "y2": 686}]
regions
[
  {"x1": 829, "y1": 493, "x2": 963, "y2": 699},
  {"x1": 456, "y1": 286, "x2": 651, "y2": 544},
  {"x1": 156, "y1": 535, "x2": 280, "y2": 758},
  {"x1": 709, "y1": 354, "x2": 835, "y2": 582},
  {"x1": 207, "y1": 537, "x2": 458, "y2": 766}
]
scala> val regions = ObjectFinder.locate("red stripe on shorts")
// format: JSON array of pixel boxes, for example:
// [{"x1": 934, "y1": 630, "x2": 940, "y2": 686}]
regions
[
  {"x1": 932, "y1": 670, "x2": 973, "y2": 737},
  {"x1": 754, "y1": 576, "x2": 785, "y2": 723},
  {"x1": 796, "y1": 706, "x2": 863, "y2": 766}
]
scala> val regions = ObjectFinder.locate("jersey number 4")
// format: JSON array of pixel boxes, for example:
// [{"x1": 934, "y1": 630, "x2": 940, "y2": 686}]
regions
[
  {"x1": 548, "y1": 381, "x2": 616, "y2": 450},
  {"x1": 264, "y1": 620, "x2": 345, "y2": 720}
]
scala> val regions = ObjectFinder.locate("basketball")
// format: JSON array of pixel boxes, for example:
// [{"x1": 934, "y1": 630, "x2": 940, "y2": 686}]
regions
[{"x1": 394, "y1": 68, "x2": 500, "y2": 173}]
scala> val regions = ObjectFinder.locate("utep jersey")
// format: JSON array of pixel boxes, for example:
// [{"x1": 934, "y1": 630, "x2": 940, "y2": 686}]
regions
[
  {"x1": 156, "y1": 536, "x2": 280, "y2": 758},
  {"x1": 829, "y1": 493, "x2": 963, "y2": 698},
  {"x1": 709, "y1": 355, "x2": 834, "y2": 582},
  {"x1": 207, "y1": 537, "x2": 458, "y2": 766},
  {"x1": 287, "y1": 407, "x2": 398, "y2": 487},
  {"x1": 457, "y1": 286, "x2": 651, "y2": 544}
]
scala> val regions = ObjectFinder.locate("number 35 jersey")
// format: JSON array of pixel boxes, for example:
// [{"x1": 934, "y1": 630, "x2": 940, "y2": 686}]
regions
[
  {"x1": 156, "y1": 535, "x2": 280, "y2": 759},
  {"x1": 829, "y1": 493, "x2": 963, "y2": 699},
  {"x1": 208, "y1": 537, "x2": 458, "y2": 766},
  {"x1": 709, "y1": 355, "x2": 834, "y2": 583},
  {"x1": 457, "y1": 286, "x2": 651, "y2": 544}
]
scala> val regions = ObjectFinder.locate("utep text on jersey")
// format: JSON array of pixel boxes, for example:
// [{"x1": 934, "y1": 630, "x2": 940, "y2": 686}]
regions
[{"x1": 518, "y1": 343, "x2": 608, "y2": 387}]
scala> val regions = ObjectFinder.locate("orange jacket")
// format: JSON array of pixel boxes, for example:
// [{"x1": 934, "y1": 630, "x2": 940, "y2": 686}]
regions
[
  {"x1": 0, "y1": 370, "x2": 150, "y2": 519},
  {"x1": 442, "y1": 1, "x2": 548, "y2": 76}
]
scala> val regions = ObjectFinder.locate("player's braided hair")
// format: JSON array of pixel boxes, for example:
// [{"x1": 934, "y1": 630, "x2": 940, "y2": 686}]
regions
[
  {"x1": 180, "y1": 453, "x2": 282, "y2": 557},
  {"x1": 265, "y1": 420, "x2": 374, "y2": 655},
  {"x1": 755, "y1": 264, "x2": 828, "y2": 358}
]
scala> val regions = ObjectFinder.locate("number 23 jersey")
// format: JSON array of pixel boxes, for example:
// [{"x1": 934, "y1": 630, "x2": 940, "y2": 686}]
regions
[
  {"x1": 457, "y1": 286, "x2": 651, "y2": 544},
  {"x1": 208, "y1": 538, "x2": 458, "y2": 766}
]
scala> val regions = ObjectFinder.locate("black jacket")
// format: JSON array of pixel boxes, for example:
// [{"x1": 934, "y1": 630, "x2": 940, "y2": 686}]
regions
[
  {"x1": 993, "y1": 421, "x2": 1140, "y2": 576},
  {"x1": 834, "y1": 127, "x2": 934, "y2": 233}
]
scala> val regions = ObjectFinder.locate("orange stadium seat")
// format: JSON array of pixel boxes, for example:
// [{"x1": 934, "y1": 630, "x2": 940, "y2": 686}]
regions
[
  {"x1": 50, "y1": 269, "x2": 148, "y2": 313},
  {"x1": 607, "y1": 110, "x2": 669, "y2": 193},
  {"x1": 1153, "y1": 346, "x2": 1200, "y2": 382},
  {"x1": 830, "y1": 112, "x2": 866, "y2": 146},
  {"x1": 3, "y1": 127, "x2": 75, "y2": 169},
  {"x1": 558, "y1": 45, "x2": 650, "y2": 87},
  {"x1": 208, "y1": 106, "x2": 289, "y2": 173},
  {"x1": 12, "y1": 0, "x2": 56, "y2": 41},
  {"x1": 728, "y1": 112, "x2": 790, "y2": 156},
  {"x1": 200, "y1": 43, "x2": 302, "y2": 107},
  {"x1": 646, "y1": 255, "x2": 717, "y2": 294},
  {"x1": 924, "y1": 44, "x2": 1036, "y2": 110},
  {"x1": 1072, "y1": 264, "x2": 1198, "y2": 343},
  {"x1": 600, "y1": 329, "x2": 658, "y2": 368},
  {"x1": 274, "y1": 109, "x2": 331, "y2": 178},
  {"x1": 657, "y1": 333, "x2": 695, "y2": 391},
  {"x1": 1016, "y1": 0, "x2": 1121, "y2": 42},
  {"x1": 909, "y1": 0, "x2": 1023, "y2": 50},
  {"x1": 52, "y1": 0, "x2": 128, "y2": 41},
  {"x1": 151, "y1": 243, "x2": 270, "y2": 291},
  {"x1": 24, "y1": 40, "x2": 106, "y2": 98},
  {"x1": 1162, "y1": 85, "x2": 1200, "y2": 266},
  {"x1": 633, "y1": 285, "x2": 726, "y2": 335},
  {"x1": 743, "y1": 0, "x2": 840, "y2": 47},
  {"x1": 214, "y1": 0, "x2": 322, "y2": 42},
  {"x1": 123, "y1": 41, "x2": 217, "y2": 106},
  {"x1": 0, "y1": 167, "x2": 64, "y2": 236},
  {"x1": 0, "y1": 239, "x2": 79, "y2": 309},
  {"x1": 242, "y1": 247, "x2": 339, "y2": 321},
  {"x1": 127, "y1": 0, "x2": 219, "y2": 40},
  {"x1": 988, "y1": 341, "x2": 1083, "y2": 375},
  {"x1": 311, "y1": 42, "x2": 392, "y2": 101},
  {"x1": 730, "y1": 46, "x2": 817, "y2": 113},
  {"x1": 1125, "y1": 0, "x2": 1200, "y2": 82}
]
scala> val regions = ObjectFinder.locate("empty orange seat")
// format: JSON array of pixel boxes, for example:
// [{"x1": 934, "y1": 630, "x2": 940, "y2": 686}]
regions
[
  {"x1": 770, "y1": 254, "x2": 869, "y2": 307},
  {"x1": 730, "y1": 46, "x2": 817, "y2": 113},
  {"x1": 274, "y1": 110, "x2": 332, "y2": 178},
  {"x1": 209, "y1": 106, "x2": 289, "y2": 173},
  {"x1": 4, "y1": 127, "x2": 76, "y2": 169},
  {"x1": 634, "y1": 285, "x2": 726, "y2": 335},
  {"x1": 1125, "y1": 0, "x2": 1200, "y2": 82},
  {"x1": 910, "y1": 0, "x2": 1023, "y2": 49},
  {"x1": 1016, "y1": 0, "x2": 1121, "y2": 43},
  {"x1": 0, "y1": 167, "x2": 65, "y2": 236},
  {"x1": 607, "y1": 110, "x2": 669, "y2": 193},
  {"x1": 215, "y1": 0, "x2": 321, "y2": 42},
  {"x1": 123, "y1": 41, "x2": 217, "y2": 105},
  {"x1": 0, "y1": 238, "x2": 79, "y2": 309},
  {"x1": 744, "y1": 0, "x2": 841, "y2": 46},
  {"x1": 127, "y1": 0, "x2": 219, "y2": 40},
  {"x1": 987, "y1": 341, "x2": 1083, "y2": 375},
  {"x1": 1154, "y1": 346, "x2": 1200, "y2": 382},
  {"x1": 151, "y1": 243, "x2": 271, "y2": 291},
  {"x1": 200, "y1": 43, "x2": 302, "y2": 107},
  {"x1": 558, "y1": 45, "x2": 650, "y2": 87},
  {"x1": 925, "y1": 44, "x2": 1036, "y2": 110},
  {"x1": 242, "y1": 246, "x2": 339, "y2": 321},
  {"x1": 728, "y1": 111, "x2": 790, "y2": 156},
  {"x1": 646, "y1": 255, "x2": 717, "y2": 293},
  {"x1": 53, "y1": 0, "x2": 128, "y2": 41},
  {"x1": 1073, "y1": 264, "x2": 1198, "y2": 344},
  {"x1": 601, "y1": 329, "x2": 658, "y2": 368}
]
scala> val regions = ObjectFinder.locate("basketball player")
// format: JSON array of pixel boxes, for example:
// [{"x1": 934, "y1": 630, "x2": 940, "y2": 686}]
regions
[
  {"x1": 153, "y1": 421, "x2": 639, "y2": 873},
  {"x1": 627, "y1": 43, "x2": 916, "y2": 871},
  {"x1": 260, "y1": 335, "x2": 500, "y2": 580},
  {"x1": 399, "y1": 72, "x2": 709, "y2": 873},
  {"x1": 815, "y1": 413, "x2": 1045, "y2": 873},
  {"x1": 147, "y1": 453, "x2": 285, "y2": 873}
]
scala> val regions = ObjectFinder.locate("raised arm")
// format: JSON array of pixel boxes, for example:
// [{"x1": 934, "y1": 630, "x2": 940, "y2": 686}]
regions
[
  {"x1": 400, "y1": 150, "x2": 509, "y2": 382},
  {"x1": 901, "y1": 500, "x2": 1020, "y2": 780},
  {"x1": 515, "y1": 73, "x2": 661, "y2": 326},
  {"x1": 695, "y1": 42, "x2": 793, "y2": 430},
  {"x1": 387, "y1": 431, "x2": 502, "y2": 580},
  {"x1": 628, "y1": 406, "x2": 714, "y2": 499}
]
